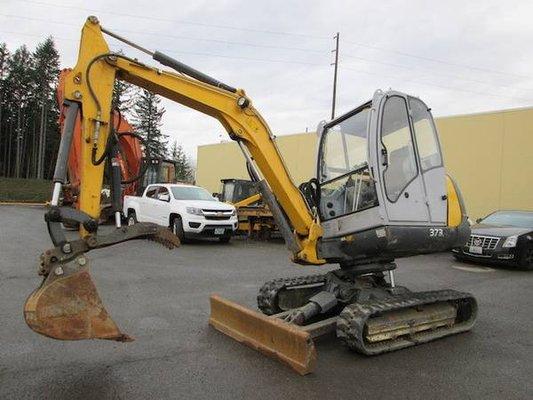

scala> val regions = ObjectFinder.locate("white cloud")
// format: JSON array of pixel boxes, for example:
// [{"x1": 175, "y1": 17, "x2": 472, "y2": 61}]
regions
[{"x1": 2, "y1": 0, "x2": 532, "y2": 160}]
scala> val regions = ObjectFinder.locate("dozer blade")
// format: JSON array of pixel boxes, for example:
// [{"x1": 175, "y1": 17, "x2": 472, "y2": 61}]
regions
[
  {"x1": 209, "y1": 294, "x2": 317, "y2": 375},
  {"x1": 24, "y1": 257, "x2": 132, "y2": 342}
]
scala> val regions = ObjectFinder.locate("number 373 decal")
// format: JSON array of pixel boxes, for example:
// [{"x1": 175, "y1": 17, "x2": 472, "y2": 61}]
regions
[{"x1": 429, "y1": 228, "x2": 444, "y2": 237}]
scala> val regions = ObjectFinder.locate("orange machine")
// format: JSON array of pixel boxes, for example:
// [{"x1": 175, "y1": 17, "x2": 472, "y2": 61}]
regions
[{"x1": 56, "y1": 69, "x2": 143, "y2": 208}]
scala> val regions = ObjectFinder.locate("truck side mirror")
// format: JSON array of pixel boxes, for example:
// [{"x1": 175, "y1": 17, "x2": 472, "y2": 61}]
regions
[
  {"x1": 212, "y1": 193, "x2": 221, "y2": 201},
  {"x1": 159, "y1": 193, "x2": 170, "y2": 202}
]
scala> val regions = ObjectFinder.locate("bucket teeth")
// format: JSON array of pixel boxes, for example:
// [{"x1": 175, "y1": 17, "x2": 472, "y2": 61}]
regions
[
  {"x1": 146, "y1": 227, "x2": 181, "y2": 249},
  {"x1": 24, "y1": 257, "x2": 131, "y2": 341}
]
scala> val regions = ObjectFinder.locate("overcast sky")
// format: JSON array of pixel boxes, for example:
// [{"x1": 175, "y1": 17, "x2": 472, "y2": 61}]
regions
[{"x1": 2, "y1": 0, "x2": 533, "y2": 160}]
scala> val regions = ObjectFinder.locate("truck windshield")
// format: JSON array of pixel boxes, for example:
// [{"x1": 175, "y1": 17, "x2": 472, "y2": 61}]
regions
[{"x1": 171, "y1": 186, "x2": 215, "y2": 201}]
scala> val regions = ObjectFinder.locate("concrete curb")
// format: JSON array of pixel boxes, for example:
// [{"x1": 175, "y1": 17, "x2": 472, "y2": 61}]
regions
[{"x1": 0, "y1": 202, "x2": 47, "y2": 207}]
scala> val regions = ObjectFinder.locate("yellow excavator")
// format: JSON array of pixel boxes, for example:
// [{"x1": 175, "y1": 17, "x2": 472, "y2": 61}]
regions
[{"x1": 24, "y1": 17, "x2": 477, "y2": 375}]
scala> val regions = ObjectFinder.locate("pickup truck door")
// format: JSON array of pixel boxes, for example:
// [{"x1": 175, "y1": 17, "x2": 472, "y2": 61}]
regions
[
  {"x1": 153, "y1": 187, "x2": 172, "y2": 226},
  {"x1": 140, "y1": 186, "x2": 160, "y2": 223}
]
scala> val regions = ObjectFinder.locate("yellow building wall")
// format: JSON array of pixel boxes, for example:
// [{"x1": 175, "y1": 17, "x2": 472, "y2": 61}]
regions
[
  {"x1": 196, "y1": 107, "x2": 533, "y2": 219},
  {"x1": 196, "y1": 133, "x2": 318, "y2": 194},
  {"x1": 436, "y1": 107, "x2": 533, "y2": 219}
]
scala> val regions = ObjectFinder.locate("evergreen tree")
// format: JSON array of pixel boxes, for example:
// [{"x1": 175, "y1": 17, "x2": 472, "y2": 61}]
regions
[
  {"x1": 31, "y1": 37, "x2": 60, "y2": 179},
  {"x1": 112, "y1": 79, "x2": 136, "y2": 116},
  {"x1": 0, "y1": 43, "x2": 10, "y2": 176},
  {"x1": 3, "y1": 45, "x2": 34, "y2": 177},
  {"x1": 132, "y1": 89, "x2": 168, "y2": 159},
  {"x1": 0, "y1": 38, "x2": 60, "y2": 179},
  {"x1": 170, "y1": 140, "x2": 194, "y2": 183}
]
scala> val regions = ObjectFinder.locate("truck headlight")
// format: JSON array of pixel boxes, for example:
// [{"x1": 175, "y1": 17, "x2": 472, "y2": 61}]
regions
[
  {"x1": 186, "y1": 207, "x2": 203, "y2": 216},
  {"x1": 231, "y1": 209, "x2": 236, "y2": 216},
  {"x1": 502, "y1": 235, "x2": 518, "y2": 248}
]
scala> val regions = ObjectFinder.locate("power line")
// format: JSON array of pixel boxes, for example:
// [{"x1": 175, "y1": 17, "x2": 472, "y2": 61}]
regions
[
  {"x1": 2, "y1": 13, "x2": 532, "y2": 98},
  {"x1": 344, "y1": 40, "x2": 532, "y2": 80},
  {"x1": 17, "y1": 0, "x2": 330, "y2": 40},
  {"x1": 0, "y1": 29, "x2": 327, "y2": 67},
  {"x1": 342, "y1": 53, "x2": 533, "y2": 94},
  {"x1": 340, "y1": 65, "x2": 533, "y2": 103},
  {"x1": 0, "y1": 14, "x2": 328, "y2": 55},
  {"x1": 18, "y1": 0, "x2": 531, "y2": 80}
]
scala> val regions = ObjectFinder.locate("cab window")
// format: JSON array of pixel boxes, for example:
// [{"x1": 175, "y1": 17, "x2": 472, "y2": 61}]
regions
[
  {"x1": 409, "y1": 97, "x2": 443, "y2": 171},
  {"x1": 381, "y1": 96, "x2": 418, "y2": 202},
  {"x1": 145, "y1": 186, "x2": 158, "y2": 199},
  {"x1": 156, "y1": 187, "x2": 170, "y2": 201},
  {"x1": 318, "y1": 105, "x2": 379, "y2": 220},
  {"x1": 320, "y1": 107, "x2": 370, "y2": 182}
]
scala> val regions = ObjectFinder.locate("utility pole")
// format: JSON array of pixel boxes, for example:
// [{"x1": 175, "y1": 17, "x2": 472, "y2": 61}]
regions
[{"x1": 331, "y1": 32, "x2": 340, "y2": 120}]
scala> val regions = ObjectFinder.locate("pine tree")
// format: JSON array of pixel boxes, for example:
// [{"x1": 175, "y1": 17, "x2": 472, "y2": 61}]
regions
[
  {"x1": 132, "y1": 89, "x2": 168, "y2": 159},
  {"x1": 0, "y1": 43, "x2": 10, "y2": 176},
  {"x1": 112, "y1": 79, "x2": 136, "y2": 116},
  {"x1": 4, "y1": 45, "x2": 35, "y2": 177},
  {"x1": 170, "y1": 140, "x2": 193, "y2": 183},
  {"x1": 31, "y1": 37, "x2": 60, "y2": 179}
]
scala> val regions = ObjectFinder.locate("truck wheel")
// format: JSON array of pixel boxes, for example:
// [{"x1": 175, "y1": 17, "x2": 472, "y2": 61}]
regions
[
  {"x1": 171, "y1": 216, "x2": 185, "y2": 242},
  {"x1": 219, "y1": 236, "x2": 231, "y2": 243},
  {"x1": 127, "y1": 211, "x2": 137, "y2": 226}
]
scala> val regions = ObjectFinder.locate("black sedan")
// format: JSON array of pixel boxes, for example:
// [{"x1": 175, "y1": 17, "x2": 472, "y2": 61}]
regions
[{"x1": 453, "y1": 210, "x2": 533, "y2": 270}]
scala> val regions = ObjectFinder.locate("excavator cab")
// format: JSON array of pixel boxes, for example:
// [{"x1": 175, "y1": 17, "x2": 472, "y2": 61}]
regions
[{"x1": 315, "y1": 90, "x2": 469, "y2": 264}]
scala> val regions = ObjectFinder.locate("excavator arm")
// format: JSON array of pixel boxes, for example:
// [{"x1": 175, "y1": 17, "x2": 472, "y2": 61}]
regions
[
  {"x1": 66, "y1": 16, "x2": 321, "y2": 263},
  {"x1": 24, "y1": 16, "x2": 323, "y2": 362}
]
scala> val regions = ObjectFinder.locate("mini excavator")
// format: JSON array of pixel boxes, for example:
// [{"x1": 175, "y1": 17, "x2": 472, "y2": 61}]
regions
[{"x1": 24, "y1": 17, "x2": 477, "y2": 375}]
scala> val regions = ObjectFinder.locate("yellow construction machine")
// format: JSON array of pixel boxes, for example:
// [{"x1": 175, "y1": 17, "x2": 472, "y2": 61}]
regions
[
  {"x1": 24, "y1": 17, "x2": 477, "y2": 375},
  {"x1": 217, "y1": 178, "x2": 278, "y2": 238}
]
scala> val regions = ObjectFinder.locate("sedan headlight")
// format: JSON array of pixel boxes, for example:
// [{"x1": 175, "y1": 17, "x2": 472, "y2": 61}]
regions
[
  {"x1": 186, "y1": 207, "x2": 203, "y2": 216},
  {"x1": 502, "y1": 235, "x2": 518, "y2": 248}
]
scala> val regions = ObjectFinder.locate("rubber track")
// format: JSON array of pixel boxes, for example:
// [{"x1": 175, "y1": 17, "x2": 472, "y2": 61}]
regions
[
  {"x1": 336, "y1": 289, "x2": 477, "y2": 355},
  {"x1": 257, "y1": 274, "x2": 327, "y2": 315}
]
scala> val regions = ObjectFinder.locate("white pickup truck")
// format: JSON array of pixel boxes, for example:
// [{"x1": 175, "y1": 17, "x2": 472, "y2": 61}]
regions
[{"x1": 123, "y1": 183, "x2": 238, "y2": 243}]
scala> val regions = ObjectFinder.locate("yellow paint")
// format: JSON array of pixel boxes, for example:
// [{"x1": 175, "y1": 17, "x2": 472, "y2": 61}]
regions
[
  {"x1": 233, "y1": 193, "x2": 262, "y2": 208},
  {"x1": 445, "y1": 175, "x2": 462, "y2": 227},
  {"x1": 198, "y1": 107, "x2": 533, "y2": 220},
  {"x1": 63, "y1": 18, "x2": 115, "y2": 223},
  {"x1": 65, "y1": 17, "x2": 323, "y2": 264},
  {"x1": 436, "y1": 107, "x2": 533, "y2": 219},
  {"x1": 197, "y1": 133, "x2": 318, "y2": 193}
]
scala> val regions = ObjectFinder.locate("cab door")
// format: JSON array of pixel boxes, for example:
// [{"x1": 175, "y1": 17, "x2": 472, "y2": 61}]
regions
[
  {"x1": 408, "y1": 97, "x2": 447, "y2": 224},
  {"x1": 374, "y1": 92, "x2": 429, "y2": 224},
  {"x1": 153, "y1": 186, "x2": 172, "y2": 225},
  {"x1": 140, "y1": 185, "x2": 160, "y2": 223}
]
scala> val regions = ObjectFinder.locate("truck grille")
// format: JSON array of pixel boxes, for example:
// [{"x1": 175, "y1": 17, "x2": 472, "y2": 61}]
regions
[
  {"x1": 467, "y1": 235, "x2": 499, "y2": 250},
  {"x1": 205, "y1": 215, "x2": 231, "y2": 220},
  {"x1": 202, "y1": 209, "x2": 233, "y2": 221}
]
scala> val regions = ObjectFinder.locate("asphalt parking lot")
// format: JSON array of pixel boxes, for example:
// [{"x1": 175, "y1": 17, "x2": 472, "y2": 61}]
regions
[{"x1": 1, "y1": 205, "x2": 532, "y2": 400}]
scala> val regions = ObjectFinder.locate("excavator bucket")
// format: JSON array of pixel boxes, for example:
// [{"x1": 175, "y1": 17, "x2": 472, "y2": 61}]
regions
[
  {"x1": 24, "y1": 257, "x2": 132, "y2": 342},
  {"x1": 209, "y1": 294, "x2": 317, "y2": 375}
]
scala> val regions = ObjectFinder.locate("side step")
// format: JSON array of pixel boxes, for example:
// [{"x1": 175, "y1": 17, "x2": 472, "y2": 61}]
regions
[{"x1": 209, "y1": 294, "x2": 317, "y2": 375}]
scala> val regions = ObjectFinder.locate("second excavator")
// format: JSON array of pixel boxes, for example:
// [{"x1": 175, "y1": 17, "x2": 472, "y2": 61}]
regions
[{"x1": 24, "y1": 17, "x2": 477, "y2": 375}]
